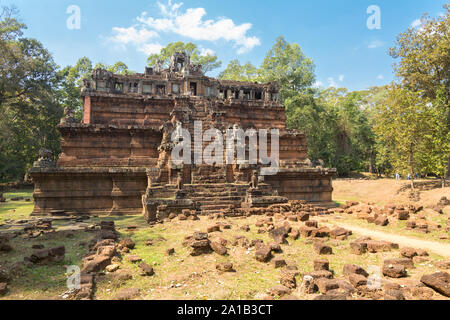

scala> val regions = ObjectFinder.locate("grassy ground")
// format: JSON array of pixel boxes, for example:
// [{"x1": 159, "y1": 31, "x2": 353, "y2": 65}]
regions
[
  {"x1": 1, "y1": 183, "x2": 449, "y2": 300},
  {"x1": 89, "y1": 214, "x2": 446, "y2": 300},
  {"x1": 0, "y1": 189, "x2": 34, "y2": 223}
]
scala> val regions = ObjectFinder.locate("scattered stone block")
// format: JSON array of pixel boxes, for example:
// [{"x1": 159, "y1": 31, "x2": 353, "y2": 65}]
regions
[
  {"x1": 280, "y1": 270, "x2": 297, "y2": 289},
  {"x1": 420, "y1": 272, "x2": 450, "y2": 297},
  {"x1": 314, "y1": 259, "x2": 329, "y2": 271},
  {"x1": 397, "y1": 210, "x2": 410, "y2": 220},
  {"x1": 216, "y1": 262, "x2": 234, "y2": 272},
  {"x1": 126, "y1": 255, "x2": 142, "y2": 263},
  {"x1": 306, "y1": 270, "x2": 334, "y2": 280},
  {"x1": 119, "y1": 238, "x2": 135, "y2": 250},
  {"x1": 311, "y1": 227, "x2": 330, "y2": 238},
  {"x1": 255, "y1": 246, "x2": 272, "y2": 262},
  {"x1": 82, "y1": 255, "x2": 111, "y2": 273},
  {"x1": 349, "y1": 274, "x2": 367, "y2": 287},
  {"x1": 384, "y1": 258, "x2": 414, "y2": 269},
  {"x1": 315, "y1": 278, "x2": 339, "y2": 294},
  {"x1": 270, "y1": 243, "x2": 282, "y2": 253},
  {"x1": 26, "y1": 246, "x2": 65, "y2": 265},
  {"x1": 0, "y1": 282, "x2": 7, "y2": 296},
  {"x1": 269, "y1": 227, "x2": 288, "y2": 244},
  {"x1": 343, "y1": 264, "x2": 369, "y2": 277},
  {"x1": 273, "y1": 258, "x2": 287, "y2": 268},
  {"x1": 138, "y1": 262, "x2": 154, "y2": 276},
  {"x1": 435, "y1": 261, "x2": 450, "y2": 270},
  {"x1": 350, "y1": 241, "x2": 367, "y2": 255},
  {"x1": 382, "y1": 264, "x2": 407, "y2": 278},
  {"x1": 207, "y1": 225, "x2": 221, "y2": 233},
  {"x1": 401, "y1": 247, "x2": 418, "y2": 259},
  {"x1": 240, "y1": 225, "x2": 250, "y2": 232},
  {"x1": 330, "y1": 227, "x2": 351, "y2": 239},
  {"x1": 210, "y1": 241, "x2": 227, "y2": 256},
  {"x1": 384, "y1": 289, "x2": 405, "y2": 300},
  {"x1": 269, "y1": 285, "x2": 291, "y2": 297},
  {"x1": 374, "y1": 216, "x2": 389, "y2": 226},
  {"x1": 106, "y1": 264, "x2": 119, "y2": 273},
  {"x1": 313, "y1": 242, "x2": 333, "y2": 255},
  {"x1": 115, "y1": 288, "x2": 140, "y2": 300},
  {"x1": 305, "y1": 220, "x2": 318, "y2": 228},
  {"x1": 297, "y1": 212, "x2": 310, "y2": 222},
  {"x1": 288, "y1": 229, "x2": 299, "y2": 240},
  {"x1": 299, "y1": 275, "x2": 316, "y2": 294}
]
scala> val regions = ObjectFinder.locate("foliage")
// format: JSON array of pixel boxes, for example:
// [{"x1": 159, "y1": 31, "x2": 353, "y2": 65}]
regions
[
  {"x1": 218, "y1": 59, "x2": 259, "y2": 82},
  {"x1": 58, "y1": 58, "x2": 134, "y2": 121},
  {"x1": 0, "y1": 6, "x2": 61, "y2": 182},
  {"x1": 219, "y1": 36, "x2": 315, "y2": 101},
  {"x1": 147, "y1": 41, "x2": 222, "y2": 74},
  {"x1": 381, "y1": 5, "x2": 450, "y2": 181}
]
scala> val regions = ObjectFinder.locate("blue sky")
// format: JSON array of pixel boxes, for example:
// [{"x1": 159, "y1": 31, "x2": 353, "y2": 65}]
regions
[{"x1": 3, "y1": 0, "x2": 447, "y2": 91}]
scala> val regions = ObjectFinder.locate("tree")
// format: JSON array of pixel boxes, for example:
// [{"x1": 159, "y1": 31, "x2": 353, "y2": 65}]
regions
[
  {"x1": 375, "y1": 85, "x2": 436, "y2": 189},
  {"x1": 389, "y1": 5, "x2": 450, "y2": 180},
  {"x1": 147, "y1": 42, "x2": 221, "y2": 74},
  {"x1": 218, "y1": 59, "x2": 259, "y2": 82},
  {"x1": 285, "y1": 88, "x2": 339, "y2": 168},
  {"x1": 58, "y1": 58, "x2": 134, "y2": 121},
  {"x1": 0, "y1": 6, "x2": 61, "y2": 182},
  {"x1": 0, "y1": 6, "x2": 57, "y2": 110},
  {"x1": 389, "y1": 6, "x2": 449, "y2": 102}
]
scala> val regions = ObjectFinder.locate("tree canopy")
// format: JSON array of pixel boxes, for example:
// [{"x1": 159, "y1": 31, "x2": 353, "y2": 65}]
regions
[{"x1": 147, "y1": 42, "x2": 222, "y2": 74}]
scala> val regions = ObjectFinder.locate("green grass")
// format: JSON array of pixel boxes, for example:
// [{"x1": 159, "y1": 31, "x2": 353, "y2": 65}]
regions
[
  {"x1": 1, "y1": 189, "x2": 448, "y2": 300},
  {"x1": 0, "y1": 228, "x2": 96, "y2": 300}
]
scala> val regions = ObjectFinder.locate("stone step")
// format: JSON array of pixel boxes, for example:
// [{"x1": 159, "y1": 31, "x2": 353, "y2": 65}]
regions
[
  {"x1": 200, "y1": 204, "x2": 235, "y2": 211},
  {"x1": 190, "y1": 192, "x2": 244, "y2": 198},
  {"x1": 192, "y1": 197, "x2": 243, "y2": 205}
]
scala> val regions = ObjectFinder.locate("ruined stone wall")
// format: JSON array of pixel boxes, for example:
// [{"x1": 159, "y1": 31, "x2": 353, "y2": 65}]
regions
[
  {"x1": 264, "y1": 170, "x2": 334, "y2": 202},
  {"x1": 84, "y1": 95, "x2": 173, "y2": 127},
  {"x1": 57, "y1": 125, "x2": 161, "y2": 167},
  {"x1": 30, "y1": 168, "x2": 147, "y2": 215}
]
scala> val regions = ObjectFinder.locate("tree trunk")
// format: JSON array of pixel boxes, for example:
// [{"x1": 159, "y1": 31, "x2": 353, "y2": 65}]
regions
[
  {"x1": 447, "y1": 156, "x2": 450, "y2": 179},
  {"x1": 410, "y1": 179, "x2": 414, "y2": 190}
]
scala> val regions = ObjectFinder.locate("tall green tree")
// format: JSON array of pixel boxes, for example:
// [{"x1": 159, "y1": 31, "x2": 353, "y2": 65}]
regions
[
  {"x1": 386, "y1": 5, "x2": 450, "y2": 184},
  {"x1": 147, "y1": 42, "x2": 221, "y2": 74},
  {"x1": 58, "y1": 58, "x2": 133, "y2": 121},
  {"x1": 218, "y1": 36, "x2": 316, "y2": 102},
  {"x1": 218, "y1": 59, "x2": 259, "y2": 82},
  {"x1": 259, "y1": 36, "x2": 316, "y2": 101}
]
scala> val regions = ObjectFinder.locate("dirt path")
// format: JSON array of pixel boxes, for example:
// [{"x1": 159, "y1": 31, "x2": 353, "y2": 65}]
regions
[{"x1": 327, "y1": 222, "x2": 450, "y2": 257}]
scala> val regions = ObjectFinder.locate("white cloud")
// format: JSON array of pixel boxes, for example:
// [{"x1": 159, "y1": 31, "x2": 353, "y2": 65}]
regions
[
  {"x1": 110, "y1": 27, "x2": 158, "y2": 44},
  {"x1": 377, "y1": 74, "x2": 384, "y2": 80},
  {"x1": 199, "y1": 47, "x2": 215, "y2": 57},
  {"x1": 109, "y1": 1, "x2": 261, "y2": 55},
  {"x1": 138, "y1": 43, "x2": 164, "y2": 55},
  {"x1": 338, "y1": 75, "x2": 345, "y2": 82},
  {"x1": 367, "y1": 40, "x2": 384, "y2": 49}
]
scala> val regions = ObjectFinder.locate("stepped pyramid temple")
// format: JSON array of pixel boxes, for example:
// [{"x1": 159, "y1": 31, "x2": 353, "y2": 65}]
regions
[{"x1": 30, "y1": 52, "x2": 336, "y2": 222}]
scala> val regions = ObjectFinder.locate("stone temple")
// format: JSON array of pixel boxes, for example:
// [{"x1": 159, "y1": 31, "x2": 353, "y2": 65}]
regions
[{"x1": 29, "y1": 52, "x2": 336, "y2": 221}]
